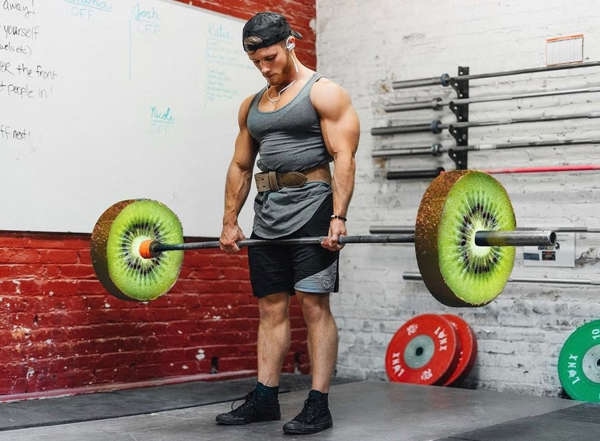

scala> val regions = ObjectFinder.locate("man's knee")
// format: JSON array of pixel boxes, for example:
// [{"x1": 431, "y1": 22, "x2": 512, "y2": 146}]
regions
[
  {"x1": 298, "y1": 293, "x2": 332, "y2": 323},
  {"x1": 258, "y1": 292, "x2": 290, "y2": 323}
]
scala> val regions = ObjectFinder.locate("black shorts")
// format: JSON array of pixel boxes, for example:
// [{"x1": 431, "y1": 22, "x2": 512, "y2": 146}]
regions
[{"x1": 248, "y1": 196, "x2": 339, "y2": 298}]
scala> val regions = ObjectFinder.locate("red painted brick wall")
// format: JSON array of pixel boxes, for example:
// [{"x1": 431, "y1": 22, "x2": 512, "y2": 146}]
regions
[{"x1": 0, "y1": 0, "x2": 315, "y2": 398}]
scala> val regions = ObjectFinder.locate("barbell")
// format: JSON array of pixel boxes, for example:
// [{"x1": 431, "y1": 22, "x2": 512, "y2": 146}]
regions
[{"x1": 90, "y1": 170, "x2": 556, "y2": 306}]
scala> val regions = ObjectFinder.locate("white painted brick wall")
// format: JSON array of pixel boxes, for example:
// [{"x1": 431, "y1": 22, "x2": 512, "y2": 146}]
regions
[{"x1": 317, "y1": 0, "x2": 600, "y2": 397}]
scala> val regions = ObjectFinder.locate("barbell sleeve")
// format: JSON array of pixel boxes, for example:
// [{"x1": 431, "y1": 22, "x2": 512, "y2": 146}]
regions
[
  {"x1": 371, "y1": 143, "x2": 444, "y2": 157},
  {"x1": 370, "y1": 121, "x2": 441, "y2": 135},
  {"x1": 474, "y1": 230, "x2": 556, "y2": 247},
  {"x1": 390, "y1": 73, "x2": 451, "y2": 89}
]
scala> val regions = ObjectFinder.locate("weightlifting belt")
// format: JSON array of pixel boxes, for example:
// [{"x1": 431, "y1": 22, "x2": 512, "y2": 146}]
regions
[{"x1": 254, "y1": 164, "x2": 331, "y2": 192}]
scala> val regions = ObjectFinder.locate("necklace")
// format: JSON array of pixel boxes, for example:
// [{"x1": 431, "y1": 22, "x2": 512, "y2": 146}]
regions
[{"x1": 266, "y1": 80, "x2": 296, "y2": 103}]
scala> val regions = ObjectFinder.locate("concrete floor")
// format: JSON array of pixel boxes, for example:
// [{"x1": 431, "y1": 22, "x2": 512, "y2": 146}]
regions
[{"x1": 0, "y1": 379, "x2": 598, "y2": 441}]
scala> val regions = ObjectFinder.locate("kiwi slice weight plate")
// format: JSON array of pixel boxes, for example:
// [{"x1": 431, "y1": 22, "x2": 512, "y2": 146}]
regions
[
  {"x1": 415, "y1": 171, "x2": 516, "y2": 307},
  {"x1": 91, "y1": 199, "x2": 184, "y2": 302}
]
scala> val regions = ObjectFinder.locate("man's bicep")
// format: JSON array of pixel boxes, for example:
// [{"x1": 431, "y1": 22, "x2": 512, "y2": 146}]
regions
[
  {"x1": 231, "y1": 96, "x2": 258, "y2": 171},
  {"x1": 231, "y1": 128, "x2": 258, "y2": 172},
  {"x1": 319, "y1": 91, "x2": 360, "y2": 157}
]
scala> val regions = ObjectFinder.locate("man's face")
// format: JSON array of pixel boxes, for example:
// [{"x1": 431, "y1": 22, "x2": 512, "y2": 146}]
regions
[{"x1": 247, "y1": 43, "x2": 291, "y2": 86}]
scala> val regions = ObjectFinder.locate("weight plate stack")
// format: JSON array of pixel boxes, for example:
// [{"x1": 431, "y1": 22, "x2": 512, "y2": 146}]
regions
[
  {"x1": 385, "y1": 313, "x2": 460, "y2": 385},
  {"x1": 439, "y1": 314, "x2": 478, "y2": 386},
  {"x1": 558, "y1": 319, "x2": 600, "y2": 402}
]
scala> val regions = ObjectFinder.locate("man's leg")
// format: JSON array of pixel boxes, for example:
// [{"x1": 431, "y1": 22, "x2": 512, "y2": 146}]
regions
[
  {"x1": 297, "y1": 292, "x2": 338, "y2": 392},
  {"x1": 216, "y1": 292, "x2": 290, "y2": 425},
  {"x1": 283, "y1": 291, "x2": 337, "y2": 435},
  {"x1": 257, "y1": 292, "x2": 292, "y2": 387}
]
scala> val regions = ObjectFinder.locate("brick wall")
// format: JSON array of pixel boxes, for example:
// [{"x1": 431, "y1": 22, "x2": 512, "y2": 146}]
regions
[
  {"x1": 0, "y1": 0, "x2": 316, "y2": 399},
  {"x1": 317, "y1": 0, "x2": 600, "y2": 397}
]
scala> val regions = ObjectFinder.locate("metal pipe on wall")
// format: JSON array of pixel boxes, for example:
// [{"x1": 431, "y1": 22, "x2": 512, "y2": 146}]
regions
[
  {"x1": 384, "y1": 86, "x2": 600, "y2": 113},
  {"x1": 385, "y1": 164, "x2": 600, "y2": 179},
  {"x1": 371, "y1": 112, "x2": 600, "y2": 136},
  {"x1": 391, "y1": 61, "x2": 600, "y2": 89},
  {"x1": 371, "y1": 138, "x2": 600, "y2": 158}
]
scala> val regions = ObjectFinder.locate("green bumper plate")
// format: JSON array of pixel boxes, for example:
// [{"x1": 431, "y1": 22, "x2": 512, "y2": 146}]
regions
[{"x1": 558, "y1": 319, "x2": 600, "y2": 402}]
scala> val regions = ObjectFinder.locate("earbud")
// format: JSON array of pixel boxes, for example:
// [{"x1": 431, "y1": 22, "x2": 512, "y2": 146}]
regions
[{"x1": 286, "y1": 37, "x2": 295, "y2": 51}]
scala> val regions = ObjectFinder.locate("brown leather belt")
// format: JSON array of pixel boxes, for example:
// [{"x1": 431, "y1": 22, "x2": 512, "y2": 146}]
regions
[{"x1": 254, "y1": 164, "x2": 331, "y2": 192}]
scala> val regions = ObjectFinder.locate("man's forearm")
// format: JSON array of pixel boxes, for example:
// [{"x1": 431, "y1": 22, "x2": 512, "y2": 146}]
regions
[
  {"x1": 331, "y1": 154, "x2": 356, "y2": 217},
  {"x1": 223, "y1": 165, "x2": 253, "y2": 226}
]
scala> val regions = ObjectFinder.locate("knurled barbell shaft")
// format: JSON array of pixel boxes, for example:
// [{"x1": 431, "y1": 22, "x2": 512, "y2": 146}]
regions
[
  {"x1": 149, "y1": 234, "x2": 417, "y2": 255},
  {"x1": 143, "y1": 230, "x2": 556, "y2": 258}
]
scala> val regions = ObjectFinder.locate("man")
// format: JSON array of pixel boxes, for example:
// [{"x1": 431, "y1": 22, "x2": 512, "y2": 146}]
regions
[{"x1": 217, "y1": 11, "x2": 359, "y2": 435}]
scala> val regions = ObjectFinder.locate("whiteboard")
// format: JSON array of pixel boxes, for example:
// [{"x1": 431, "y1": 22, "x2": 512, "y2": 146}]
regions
[{"x1": 0, "y1": 0, "x2": 264, "y2": 236}]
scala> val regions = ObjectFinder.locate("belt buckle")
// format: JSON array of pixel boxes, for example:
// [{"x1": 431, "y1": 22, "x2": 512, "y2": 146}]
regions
[
  {"x1": 255, "y1": 172, "x2": 271, "y2": 192},
  {"x1": 254, "y1": 171, "x2": 281, "y2": 192}
]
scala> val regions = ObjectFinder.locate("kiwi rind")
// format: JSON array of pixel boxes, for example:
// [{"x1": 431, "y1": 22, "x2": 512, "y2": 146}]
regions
[
  {"x1": 91, "y1": 200, "x2": 138, "y2": 301},
  {"x1": 91, "y1": 199, "x2": 184, "y2": 301},
  {"x1": 415, "y1": 170, "x2": 516, "y2": 306}
]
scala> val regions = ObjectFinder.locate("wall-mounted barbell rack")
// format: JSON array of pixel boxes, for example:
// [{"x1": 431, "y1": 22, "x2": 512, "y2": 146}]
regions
[{"x1": 371, "y1": 61, "x2": 600, "y2": 178}]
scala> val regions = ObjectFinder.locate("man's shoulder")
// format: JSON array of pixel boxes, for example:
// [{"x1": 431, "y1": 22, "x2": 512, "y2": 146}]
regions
[{"x1": 310, "y1": 76, "x2": 350, "y2": 109}]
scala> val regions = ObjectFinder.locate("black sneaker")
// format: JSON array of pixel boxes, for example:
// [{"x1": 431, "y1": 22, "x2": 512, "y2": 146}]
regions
[
  {"x1": 216, "y1": 391, "x2": 281, "y2": 425},
  {"x1": 283, "y1": 391, "x2": 333, "y2": 435}
]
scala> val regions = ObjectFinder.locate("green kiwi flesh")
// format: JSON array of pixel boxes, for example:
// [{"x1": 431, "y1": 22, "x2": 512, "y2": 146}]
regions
[
  {"x1": 92, "y1": 199, "x2": 184, "y2": 301},
  {"x1": 415, "y1": 171, "x2": 516, "y2": 306}
]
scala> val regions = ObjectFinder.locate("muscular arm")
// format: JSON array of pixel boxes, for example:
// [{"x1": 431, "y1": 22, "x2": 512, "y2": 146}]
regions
[
  {"x1": 220, "y1": 95, "x2": 258, "y2": 253},
  {"x1": 311, "y1": 78, "x2": 360, "y2": 249}
]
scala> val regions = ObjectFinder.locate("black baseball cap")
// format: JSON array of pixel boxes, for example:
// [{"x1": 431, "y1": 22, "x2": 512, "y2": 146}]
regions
[{"x1": 242, "y1": 12, "x2": 303, "y2": 52}]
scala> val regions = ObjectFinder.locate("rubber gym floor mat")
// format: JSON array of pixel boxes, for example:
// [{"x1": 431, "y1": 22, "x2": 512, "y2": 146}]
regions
[
  {"x1": 436, "y1": 402, "x2": 600, "y2": 441},
  {"x1": 0, "y1": 374, "x2": 356, "y2": 432}
]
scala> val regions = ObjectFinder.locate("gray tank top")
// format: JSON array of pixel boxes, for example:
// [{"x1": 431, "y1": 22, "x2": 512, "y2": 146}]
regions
[{"x1": 247, "y1": 72, "x2": 332, "y2": 238}]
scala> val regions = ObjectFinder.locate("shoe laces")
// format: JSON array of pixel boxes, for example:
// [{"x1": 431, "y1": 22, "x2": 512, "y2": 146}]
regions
[
  {"x1": 229, "y1": 392, "x2": 256, "y2": 415},
  {"x1": 297, "y1": 396, "x2": 323, "y2": 422}
]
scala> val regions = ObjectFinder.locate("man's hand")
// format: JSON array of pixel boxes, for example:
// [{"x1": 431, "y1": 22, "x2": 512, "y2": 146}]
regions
[
  {"x1": 321, "y1": 218, "x2": 347, "y2": 251},
  {"x1": 220, "y1": 224, "x2": 246, "y2": 253}
]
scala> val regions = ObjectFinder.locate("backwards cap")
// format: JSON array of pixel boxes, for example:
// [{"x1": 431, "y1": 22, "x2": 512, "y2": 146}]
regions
[{"x1": 242, "y1": 12, "x2": 303, "y2": 52}]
